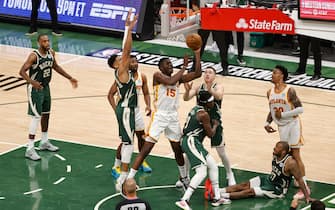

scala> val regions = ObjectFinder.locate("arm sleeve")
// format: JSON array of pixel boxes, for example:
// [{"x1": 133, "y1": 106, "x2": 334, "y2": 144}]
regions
[{"x1": 281, "y1": 107, "x2": 304, "y2": 119}]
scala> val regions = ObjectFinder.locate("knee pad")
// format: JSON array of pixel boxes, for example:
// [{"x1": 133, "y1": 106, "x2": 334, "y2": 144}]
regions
[
  {"x1": 29, "y1": 116, "x2": 41, "y2": 135},
  {"x1": 121, "y1": 143, "x2": 134, "y2": 164}
]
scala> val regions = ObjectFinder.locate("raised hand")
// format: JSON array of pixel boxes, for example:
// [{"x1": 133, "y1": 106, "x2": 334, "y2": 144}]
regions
[{"x1": 125, "y1": 9, "x2": 138, "y2": 30}]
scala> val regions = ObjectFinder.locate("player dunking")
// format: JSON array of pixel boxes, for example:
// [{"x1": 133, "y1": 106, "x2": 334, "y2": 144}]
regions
[
  {"x1": 19, "y1": 34, "x2": 78, "y2": 161},
  {"x1": 107, "y1": 10, "x2": 138, "y2": 191},
  {"x1": 127, "y1": 49, "x2": 202, "y2": 187},
  {"x1": 264, "y1": 65, "x2": 310, "y2": 199},
  {"x1": 108, "y1": 55, "x2": 152, "y2": 179},
  {"x1": 183, "y1": 66, "x2": 236, "y2": 186}
]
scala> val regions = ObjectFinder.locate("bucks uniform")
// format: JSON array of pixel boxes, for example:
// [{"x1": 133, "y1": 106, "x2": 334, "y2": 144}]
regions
[
  {"x1": 268, "y1": 85, "x2": 303, "y2": 148},
  {"x1": 28, "y1": 50, "x2": 53, "y2": 117},
  {"x1": 115, "y1": 71, "x2": 137, "y2": 144},
  {"x1": 147, "y1": 83, "x2": 181, "y2": 142},
  {"x1": 250, "y1": 154, "x2": 292, "y2": 198},
  {"x1": 197, "y1": 83, "x2": 224, "y2": 147},
  {"x1": 181, "y1": 106, "x2": 209, "y2": 169}
]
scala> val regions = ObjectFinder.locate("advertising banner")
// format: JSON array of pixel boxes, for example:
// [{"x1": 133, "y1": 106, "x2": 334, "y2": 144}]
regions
[
  {"x1": 0, "y1": 0, "x2": 144, "y2": 32},
  {"x1": 299, "y1": 0, "x2": 335, "y2": 21},
  {"x1": 201, "y1": 8, "x2": 295, "y2": 34}
]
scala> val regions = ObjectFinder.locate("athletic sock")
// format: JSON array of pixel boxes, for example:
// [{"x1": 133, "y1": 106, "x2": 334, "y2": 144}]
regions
[
  {"x1": 128, "y1": 168, "x2": 138, "y2": 179},
  {"x1": 178, "y1": 164, "x2": 187, "y2": 178},
  {"x1": 27, "y1": 139, "x2": 35, "y2": 150},
  {"x1": 114, "y1": 159, "x2": 121, "y2": 168},
  {"x1": 41, "y1": 132, "x2": 48, "y2": 144}
]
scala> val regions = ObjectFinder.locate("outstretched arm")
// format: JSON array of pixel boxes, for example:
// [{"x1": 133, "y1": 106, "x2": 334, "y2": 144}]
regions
[
  {"x1": 19, "y1": 53, "x2": 43, "y2": 90},
  {"x1": 118, "y1": 9, "x2": 138, "y2": 83},
  {"x1": 180, "y1": 49, "x2": 202, "y2": 83},
  {"x1": 183, "y1": 82, "x2": 198, "y2": 101},
  {"x1": 51, "y1": 50, "x2": 78, "y2": 88}
]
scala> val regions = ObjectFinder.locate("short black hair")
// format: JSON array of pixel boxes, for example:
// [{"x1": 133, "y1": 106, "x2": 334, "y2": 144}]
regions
[
  {"x1": 158, "y1": 57, "x2": 169, "y2": 68},
  {"x1": 108, "y1": 54, "x2": 118, "y2": 69},
  {"x1": 198, "y1": 91, "x2": 213, "y2": 106},
  {"x1": 275, "y1": 65, "x2": 288, "y2": 81},
  {"x1": 311, "y1": 200, "x2": 325, "y2": 210},
  {"x1": 37, "y1": 33, "x2": 48, "y2": 41},
  {"x1": 278, "y1": 141, "x2": 290, "y2": 154}
]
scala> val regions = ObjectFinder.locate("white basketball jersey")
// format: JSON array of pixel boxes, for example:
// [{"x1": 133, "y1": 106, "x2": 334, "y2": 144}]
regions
[
  {"x1": 269, "y1": 85, "x2": 295, "y2": 126},
  {"x1": 135, "y1": 71, "x2": 143, "y2": 96},
  {"x1": 153, "y1": 83, "x2": 179, "y2": 111}
]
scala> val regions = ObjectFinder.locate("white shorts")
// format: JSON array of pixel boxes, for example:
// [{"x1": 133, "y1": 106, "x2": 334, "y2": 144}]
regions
[
  {"x1": 278, "y1": 118, "x2": 304, "y2": 149},
  {"x1": 146, "y1": 110, "x2": 181, "y2": 143},
  {"x1": 135, "y1": 107, "x2": 145, "y2": 131}
]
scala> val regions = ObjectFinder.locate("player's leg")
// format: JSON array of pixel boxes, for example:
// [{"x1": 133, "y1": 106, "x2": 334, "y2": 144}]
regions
[
  {"x1": 26, "y1": 86, "x2": 43, "y2": 160},
  {"x1": 212, "y1": 125, "x2": 235, "y2": 185},
  {"x1": 135, "y1": 128, "x2": 152, "y2": 172},
  {"x1": 111, "y1": 143, "x2": 122, "y2": 179},
  {"x1": 115, "y1": 107, "x2": 135, "y2": 191},
  {"x1": 206, "y1": 155, "x2": 231, "y2": 206},
  {"x1": 39, "y1": 86, "x2": 58, "y2": 151}
]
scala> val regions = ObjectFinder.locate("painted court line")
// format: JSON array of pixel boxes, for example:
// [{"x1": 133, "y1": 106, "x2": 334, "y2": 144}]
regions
[
  {"x1": 0, "y1": 197, "x2": 5, "y2": 200},
  {"x1": 53, "y1": 177, "x2": 66, "y2": 185},
  {"x1": 66, "y1": 165, "x2": 71, "y2": 173},
  {"x1": 54, "y1": 154, "x2": 66, "y2": 161},
  {"x1": 95, "y1": 164, "x2": 103, "y2": 169},
  {"x1": 300, "y1": 193, "x2": 335, "y2": 210},
  {"x1": 0, "y1": 141, "x2": 21, "y2": 146},
  {"x1": 23, "y1": 188, "x2": 42, "y2": 195}
]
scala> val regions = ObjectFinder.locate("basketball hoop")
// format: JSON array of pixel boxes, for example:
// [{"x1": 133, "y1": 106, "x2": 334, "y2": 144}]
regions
[{"x1": 169, "y1": 7, "x2": 196, "y2": 28}]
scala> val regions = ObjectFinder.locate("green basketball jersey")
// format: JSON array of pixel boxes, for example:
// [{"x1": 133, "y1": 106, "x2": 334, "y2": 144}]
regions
[
  {"x1": 29, "y1": 50, "x2": 53, "y2": 86},
  {"x1": 197, "y1": 83, "x2": 222, "y2": 108},
  {"x1": 114, "y1": 70, "x2": 137, "y2": 108},
  {"x1": 183, "y1": 105, "x2": 206, "y2": 139},
  {"x1": 269, "y1": 154, "x2": 292, "y2": 193}
]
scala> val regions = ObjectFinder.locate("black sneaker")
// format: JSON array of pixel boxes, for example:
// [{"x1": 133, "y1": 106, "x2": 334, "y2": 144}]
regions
[
  {"x1": 25, "y1": 28, "x2": 37, "y2": 36},
  {"x1": 52, "y1": 30, "x2": 63, "y2": 36},
  {"x1": 236, "y1": 56, "x2": 246, "y2": 66},
  {"x1": 311, "y1": 74, "x2": 321, "y2": 80}
]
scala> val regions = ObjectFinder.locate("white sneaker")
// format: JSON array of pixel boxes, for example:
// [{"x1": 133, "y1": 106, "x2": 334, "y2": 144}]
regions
[
  {"x1": 39, "y1": 141, "x2": 59, "y2": 152},
  {"x1": 175, "y1": 200, "x2": 192, "y2": 210},
  {"x1": 227, "y1": 173, "x2": 236, "y2": 186},
  {"x1": 211, "y1": 198, "x2": 231, "y2": 207},
  {"x1": 25, "y1": 148, "x2": 41, "y2": 161}
]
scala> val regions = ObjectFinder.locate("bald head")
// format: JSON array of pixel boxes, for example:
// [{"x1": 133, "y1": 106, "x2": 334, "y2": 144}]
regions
[{"x1": 124, "y1": 178, "x2": 137, "y2": 195}]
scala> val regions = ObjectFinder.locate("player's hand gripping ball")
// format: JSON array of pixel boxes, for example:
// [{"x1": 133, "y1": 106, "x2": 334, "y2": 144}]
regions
[{"x1": 186, "y1": 33, "x2": 202, "y2": 50}]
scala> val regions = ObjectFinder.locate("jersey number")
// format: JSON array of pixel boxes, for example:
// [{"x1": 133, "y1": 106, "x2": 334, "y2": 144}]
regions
[
  {"x1": 43, "y1": 69, "x2": 51, "y2": 78},
  {"x1": 166, "y1": 88, "x2": 176, "y2": 97}
]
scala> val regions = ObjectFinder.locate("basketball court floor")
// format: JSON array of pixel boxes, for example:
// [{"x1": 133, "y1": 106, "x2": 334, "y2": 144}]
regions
[{"x1": 0, "y1": 22, "x2": 335, "y2": 210}]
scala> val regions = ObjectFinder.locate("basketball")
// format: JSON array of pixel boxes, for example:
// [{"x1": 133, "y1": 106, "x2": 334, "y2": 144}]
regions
[{"x1": 186, "y1": 33, "x2": 202, "y2": 50}]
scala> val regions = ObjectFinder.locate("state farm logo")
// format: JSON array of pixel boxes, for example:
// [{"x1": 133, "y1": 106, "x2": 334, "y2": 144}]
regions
[
  {"x1": 236, "y1": 18, "x2": 248, "y2": 29},
  {"x1": 235, "y1": 18, "x2": 293, "y2": 32},
  {"x1": 90, "y1": 3, "x2": 136, "y2": 20}
]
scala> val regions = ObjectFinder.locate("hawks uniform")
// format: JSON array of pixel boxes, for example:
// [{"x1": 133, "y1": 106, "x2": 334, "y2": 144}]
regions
[
  {"x1": 147, "y1": 83, "x2": 181, "y2": 142},
  {"x1": 115, "y1": 70, "x2": 137, "y2": 144},
  {"x1": 28, "y1": 49, "x2": 53, "y2": 117},
  {"x1": 134, "y1": 71, "x2": 145, "y2": 131},
  {"x1": 181, "y1": 106, "x2": 208, "y2": 169},
  {"x1": 197, "y1": 83, "x2": 224, "y2": 147},
  {"x1": 250, "y1": 154, "x2": 292, "y2": 198},
  {"x1": 269, "y1": 85, "x2": 303, "y2": 148}
]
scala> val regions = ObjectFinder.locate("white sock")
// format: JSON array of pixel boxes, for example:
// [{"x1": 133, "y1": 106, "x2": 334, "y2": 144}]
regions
[
  {"x1": 220, "y1": 188, "x2": 227, "y2": 193},
  {"x1": 128, "y1": 168, "x2": 138, "y2": 179},
  {"x1": 302, "y1": 176, "x2": 308, "y2": 186},
  {"x1": 182, "y1": 187, "x2": 194, "y2": 201},
  {"x1": 41, "y1": 132, "x2": 48, "y2": 144},
  {"x1": 216, "y1": 146, "x2": 233, "y2": 175},
  {"x1": 184, "y1": 155, "x2": 190, "y2": 178},
  {"x1": 221, "y1": 192, "x2": 230, "y2": 199},
  {"x1": 114, "y1": 159, "x2": 121, "y2": 168},
  {"x1": 178, "y1": 164, "x2": 187, "y2": 178},
  {"x1": 27, "y1": 139, "x2": 35, "y2": 150}
]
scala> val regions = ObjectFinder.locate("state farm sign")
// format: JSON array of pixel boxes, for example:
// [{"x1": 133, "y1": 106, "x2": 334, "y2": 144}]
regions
[{"x1": 201, "y1": 8, "x2": 295, "y2": 34}]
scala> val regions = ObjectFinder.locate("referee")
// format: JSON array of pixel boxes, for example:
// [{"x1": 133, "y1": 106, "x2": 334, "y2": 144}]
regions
[{"x1": 115, "y1": 179, "x2": 151, "y2": 210}]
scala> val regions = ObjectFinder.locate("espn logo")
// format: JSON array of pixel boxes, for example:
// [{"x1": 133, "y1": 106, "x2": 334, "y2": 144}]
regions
[{"x1": 90, "y1": 3, "x2": 136, "y2": 20}]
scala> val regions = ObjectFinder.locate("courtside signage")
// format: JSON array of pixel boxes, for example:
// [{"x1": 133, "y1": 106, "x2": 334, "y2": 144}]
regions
[
  {"x1": 0, "y1": 0, "x2": 142, "y2": 32},
  {"x1": 201, "y1": 8, "x2": 295, "y2": 34},
  {"x1": 87, "y1": 48, "x2": 335, "y2": 91}
]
